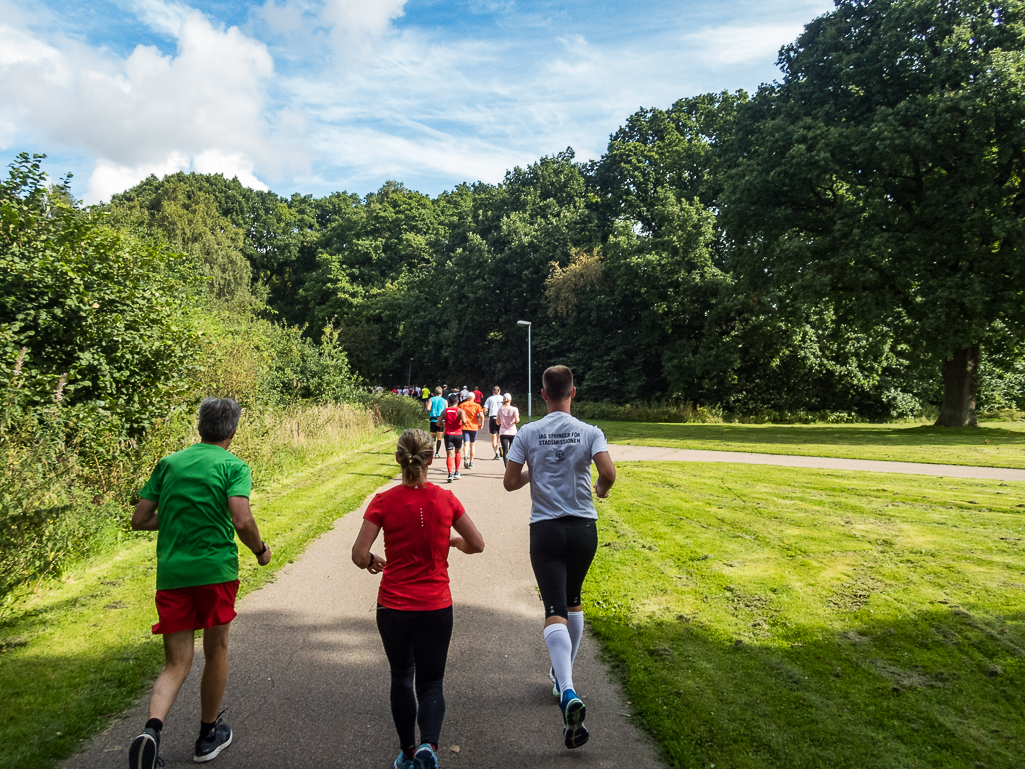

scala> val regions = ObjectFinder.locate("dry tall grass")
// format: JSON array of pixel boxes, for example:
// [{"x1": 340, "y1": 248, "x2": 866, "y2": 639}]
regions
[{"x1": 232, "y1": 402, "x2": 377, "y2": 486}]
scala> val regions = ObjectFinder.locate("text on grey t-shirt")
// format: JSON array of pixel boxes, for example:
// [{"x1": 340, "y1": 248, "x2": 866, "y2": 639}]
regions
[{"x1": 505, "y1": 411, "x2": 608, "y2": 524}]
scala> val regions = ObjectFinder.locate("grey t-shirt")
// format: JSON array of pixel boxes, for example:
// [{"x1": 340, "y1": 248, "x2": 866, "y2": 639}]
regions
[{"x1": 505, "y1": 411, "x2": 609, "y2": 524}]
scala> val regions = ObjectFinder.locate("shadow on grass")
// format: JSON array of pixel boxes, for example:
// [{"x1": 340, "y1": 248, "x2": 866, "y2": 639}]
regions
[{"x1": 590, "y1": 604, "x2": 1025, "y2": 769}]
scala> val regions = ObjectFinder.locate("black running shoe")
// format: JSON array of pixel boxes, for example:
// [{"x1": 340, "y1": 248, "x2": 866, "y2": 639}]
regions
[
  {"x1": 193, "y1": 721, "x2": 232, "y2": 763},
  {"x1": 128, "y1": 727, "x2": 163, "y2": 769}
]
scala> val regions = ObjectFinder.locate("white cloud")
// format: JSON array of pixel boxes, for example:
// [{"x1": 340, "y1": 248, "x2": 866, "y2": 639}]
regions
[
  {"x1": 682, "y1": 24, "x2": 807, "y2": 66},
  {"x1": 0, "y1": 9, "x2": 277, "y2": 202},
  {"x1": 86, "y1": 153, "x2": 190, "y2": 202},
  {"x1": 320, "y1": 0, "x2": 407, "y2": 39},
  {"x1": 121, "y1": 0, "x2": 190, "y2": 37},
  {"x1": 86, "y1": 148, "x2": 269, "y2": 202}
]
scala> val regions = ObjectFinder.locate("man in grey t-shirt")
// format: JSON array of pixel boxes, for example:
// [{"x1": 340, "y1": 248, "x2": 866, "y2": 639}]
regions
[{"x1": 503, "y1": 365, "x2": 615, "y2": 751}]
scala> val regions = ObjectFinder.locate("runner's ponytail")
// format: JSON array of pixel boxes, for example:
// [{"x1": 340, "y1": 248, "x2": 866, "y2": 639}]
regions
[{"x1": 396, "y1": 428, "x2": 434, "y2": 486}]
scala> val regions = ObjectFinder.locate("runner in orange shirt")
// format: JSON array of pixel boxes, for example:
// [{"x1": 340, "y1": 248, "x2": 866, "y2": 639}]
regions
[{"x1": 459, "y1": 392, "x2": 485, "y2": 470}]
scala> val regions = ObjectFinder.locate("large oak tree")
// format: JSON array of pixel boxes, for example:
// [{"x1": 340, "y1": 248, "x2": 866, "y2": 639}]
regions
[{"x1": 724, "y1": 0, "x2": 1025, "y2": 426}]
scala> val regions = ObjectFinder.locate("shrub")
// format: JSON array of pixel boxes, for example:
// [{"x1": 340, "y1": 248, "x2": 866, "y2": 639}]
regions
[{"x1": 372, "y1": 394, "x2": 427, "y2": 429}]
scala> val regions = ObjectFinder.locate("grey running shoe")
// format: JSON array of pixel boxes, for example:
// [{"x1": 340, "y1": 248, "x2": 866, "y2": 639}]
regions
[
  {"x1": 561, "y1": 690, "x2": 589, "y2": 749},
  {"x1": 128, "y1": 727, "x2": 163, "y2": 769},
  {"x1": 193, "y1": 721, "x2": 232, "y2": 763}
]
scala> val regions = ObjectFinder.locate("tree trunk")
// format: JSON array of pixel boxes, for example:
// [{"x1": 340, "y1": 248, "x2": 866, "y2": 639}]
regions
[{"x1": 935, "y1": 344, "x2": 980, "y2": 427}]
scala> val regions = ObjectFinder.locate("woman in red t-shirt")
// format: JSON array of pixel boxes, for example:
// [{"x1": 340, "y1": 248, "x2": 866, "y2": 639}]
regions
[{"x1": 352, "y1": 429, "x2": 485, "y2": 769}]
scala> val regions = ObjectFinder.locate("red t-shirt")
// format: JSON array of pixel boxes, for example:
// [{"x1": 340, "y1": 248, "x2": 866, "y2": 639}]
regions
[
  {"x1": 363, "y1": 483, "x2": 465, "y2": 611},
  {"x1": 444, "y1": 407, "x2": 464, "y2": 435},
  {"x1": 473, "y1": 389, "x2": 483, "y2": 405}
]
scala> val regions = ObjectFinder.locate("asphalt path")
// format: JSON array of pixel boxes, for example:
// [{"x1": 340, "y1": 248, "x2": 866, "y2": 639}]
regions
[
  {"x1": 607, "y1": 444, "x2": 1025, "y2": 481},
  {"x1": 65, "y1": 450, "x2": 663, "y2": 769}
]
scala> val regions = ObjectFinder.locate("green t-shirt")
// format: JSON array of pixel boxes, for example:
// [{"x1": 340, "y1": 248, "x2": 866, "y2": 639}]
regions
[{"x1": 140, "y1": 443, "x2": 253, "y2": 590}]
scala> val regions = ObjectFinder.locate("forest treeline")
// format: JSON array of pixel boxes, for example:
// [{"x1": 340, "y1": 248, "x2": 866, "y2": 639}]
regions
[{"x1": 102, "y1": 0, "x2": 1025, "y2": 426}]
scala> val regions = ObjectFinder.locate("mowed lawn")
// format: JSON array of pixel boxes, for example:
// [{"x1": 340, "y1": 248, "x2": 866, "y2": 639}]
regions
[
  {"x1": 593, "y1": 421, "x2": 1025, "y2": 469},
  {"x1": 586, "y1": 462, "x2": 1025, "y2": 769}
]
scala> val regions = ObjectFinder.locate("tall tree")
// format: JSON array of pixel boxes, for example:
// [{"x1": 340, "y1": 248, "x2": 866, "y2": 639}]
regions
[
  {"x1": 724, "y1": 0, "x2": 1025, "y2": 426},
  {"x1": 0, "y1": 154, "x2": 199, "y2": 433}
]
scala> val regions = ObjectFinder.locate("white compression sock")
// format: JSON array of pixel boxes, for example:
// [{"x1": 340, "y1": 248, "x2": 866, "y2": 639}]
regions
[
  {"x1": 543, "y1": 623, "x2": 575, "y2": 695},
  {"x1": 567, "y1": 611, "x2": 584, "y2": 662}
]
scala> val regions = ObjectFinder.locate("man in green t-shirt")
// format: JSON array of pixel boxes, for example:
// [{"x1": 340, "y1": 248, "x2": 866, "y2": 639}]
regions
[{"x1": 128, "y1": 398, "x2": 272, "y2": 769}]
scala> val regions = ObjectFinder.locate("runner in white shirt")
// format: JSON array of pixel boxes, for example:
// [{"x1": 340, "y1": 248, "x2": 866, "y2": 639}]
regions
[
  {"x1": 502, "y1": 365, "x2": 615, "y2": 751},
  {"x1": 483, "y1": 386, "x2": 505, "y2": 459}
]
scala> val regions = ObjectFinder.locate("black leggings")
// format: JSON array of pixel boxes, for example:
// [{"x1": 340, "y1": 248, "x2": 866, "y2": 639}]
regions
[
  {"x1": 529, "y1": 517, "x2": 598, "y2": 619},
  {"x1": 376, "y1": 605, "x2": 453, "y2": 750},
  {"x1": 500, "y1": 434, "x2": 515, "y2": 466}
]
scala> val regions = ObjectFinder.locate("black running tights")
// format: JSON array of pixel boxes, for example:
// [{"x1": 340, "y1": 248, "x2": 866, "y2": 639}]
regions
[
  {"x1": 529, "y1": 516, "x2": 598, "y2": 619},
  {"x1": 500, "y1": 434, "x2": 515, "y2": 466},
  {"x1": 376, "y1": 604, "x2": 453, "y2": 750}
]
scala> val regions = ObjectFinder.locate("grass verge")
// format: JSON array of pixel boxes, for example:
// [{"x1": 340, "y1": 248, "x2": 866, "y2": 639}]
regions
[
  {"x1": 586, "y1": 462, "x2": 1025, "y2": 769},
  {"x1": 0, "y1": 429, "x2": 399, "y2": 769},
  {"x1": 594, "y1": 420, "x2": 1025, "y2": 469}
]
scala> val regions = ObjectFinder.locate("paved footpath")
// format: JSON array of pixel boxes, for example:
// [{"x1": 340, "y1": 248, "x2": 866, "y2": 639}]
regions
[
  {"x1": 65, "y1": 454, "x2": 664, "y2": 769},
  {"x1": 607, "y1": 444, "x2": 1025, "y2": 482}
]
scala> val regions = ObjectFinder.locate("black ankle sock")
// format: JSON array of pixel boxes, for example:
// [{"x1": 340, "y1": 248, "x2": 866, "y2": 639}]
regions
[
  {"x1": 200, "y1": 720, "x2": 216, "y2": 739},
  {"x1": 145, "y1": 718, "x2": 163, "y2": 734}
]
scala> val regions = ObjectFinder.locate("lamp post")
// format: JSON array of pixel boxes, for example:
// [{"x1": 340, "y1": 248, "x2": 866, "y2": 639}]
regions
[
  {"x1": 516, "y1": 320, "x2": 532, "y2": 421},
  {"x1": 407, "y1": 357, "x2": 413, "y2": 387}
]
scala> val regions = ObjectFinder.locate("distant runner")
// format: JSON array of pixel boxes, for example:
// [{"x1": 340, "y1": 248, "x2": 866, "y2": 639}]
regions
[
  {"x1": 502, "y1": 366, "x2": 615, "y2": 751},
  {"x1": 459, "y1": 392, "x2": 484, "y2": 469},
  {"x1": 443, "y1": 393, "x2": 469, "y2": 482},
  {"x1": 497, "y1": 393, "x2": 519, "y2": 467},
  {"x1": 428, "y1": 387, "x2": 447, "y2": 458},
  {"x1": 483, "y1": 386, "x2": 504, "y2": 460}
]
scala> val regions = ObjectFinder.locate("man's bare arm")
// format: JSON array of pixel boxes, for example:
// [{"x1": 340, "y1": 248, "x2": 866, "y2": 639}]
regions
[
  {"x1": 229, "y1": 496, "x2": 272, "y2": 566},
  {"x1": 503, "y1": 460, "x2": 529, "y2": 492},
  {"x1": 593, "y1": 451, "x2": 616, "y2": 498},
  {"x1": 131, "y1": 498, "x2": 159, "y2": 531}
]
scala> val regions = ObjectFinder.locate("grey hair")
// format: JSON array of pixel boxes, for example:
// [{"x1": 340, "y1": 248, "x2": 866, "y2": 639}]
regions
[{"x1": 197, "y1": 398, "x2": 242, "y2": 442}]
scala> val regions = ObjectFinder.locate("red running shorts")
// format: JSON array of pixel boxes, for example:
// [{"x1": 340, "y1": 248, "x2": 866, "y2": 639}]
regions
[{"x1": 152, "y1": 580, "x2": 240, "y2": 635}]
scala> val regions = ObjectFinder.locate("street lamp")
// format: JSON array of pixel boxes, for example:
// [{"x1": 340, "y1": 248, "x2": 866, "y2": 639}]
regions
[
  {"x1": 516, "y1": 320, "x2": 532, "y2": 421},
  {"x1": 407, "y1": 357, "x2": 413, "y2": 387}
]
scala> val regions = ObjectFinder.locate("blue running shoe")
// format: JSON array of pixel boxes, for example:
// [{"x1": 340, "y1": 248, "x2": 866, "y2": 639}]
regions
[
  {"x1": 549, "y1": 666, "x2": 560, "y2": 698},
  {"x1": 413, "y1": 743, "x2": 439, "y2": 769},
  {"x1": 560, "y1": 689, "x2": 589, "y2": 749},
  {"x1": 393, "y1": 751, "x2": 415, "y2": 769}
]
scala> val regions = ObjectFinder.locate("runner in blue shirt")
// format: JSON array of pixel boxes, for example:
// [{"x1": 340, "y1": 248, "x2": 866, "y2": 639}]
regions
[{"x1": 428, "y1": 387, "x2": 448, "y2": 458}]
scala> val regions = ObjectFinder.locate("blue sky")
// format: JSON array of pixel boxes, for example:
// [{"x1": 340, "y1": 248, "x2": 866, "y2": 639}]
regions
[{"x1": 0, "y1": 0, "x2": 833, "y2": 203}]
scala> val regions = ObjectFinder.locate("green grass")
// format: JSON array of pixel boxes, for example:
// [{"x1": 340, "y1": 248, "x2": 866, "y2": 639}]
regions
[
  {"x1": 0, "y1": 430, "x2": 399, "y2": 769},
  {"x1": 593, "y1": 420, "x2": 1025, "y2": 469},
  {"x1": 586, "y1": 463, "x2": 1025, "y2": 769}
]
